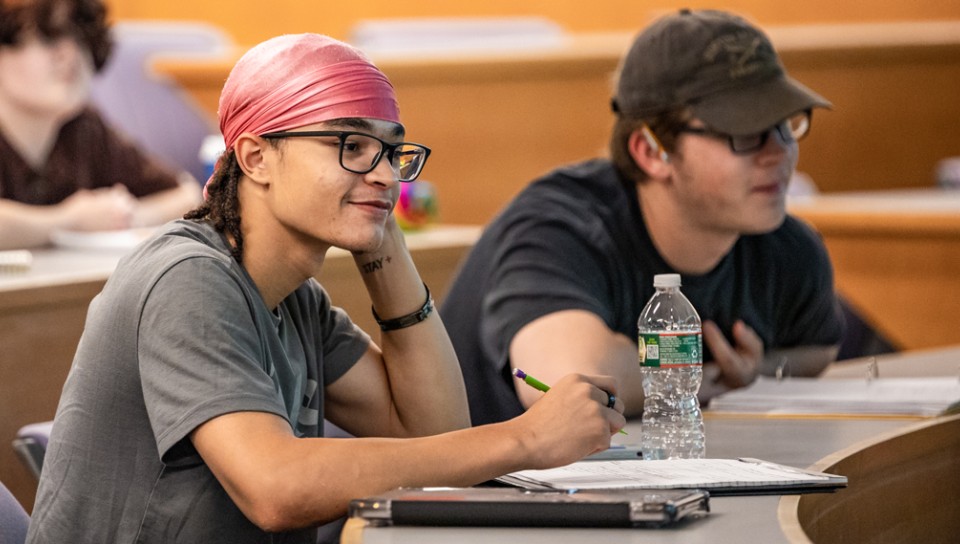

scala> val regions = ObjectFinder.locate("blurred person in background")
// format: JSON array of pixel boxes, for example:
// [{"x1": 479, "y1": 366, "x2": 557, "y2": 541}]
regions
[
  {"x1": 441, "y1": 9, "x2": 845, "y2": 425},
  {"x1": 0, "y1": 0, "x2": 200, "y2": 250}
]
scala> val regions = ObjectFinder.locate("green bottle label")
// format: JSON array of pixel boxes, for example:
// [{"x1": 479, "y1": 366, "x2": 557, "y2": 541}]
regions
[{"x1": 639, "y1": 332, "x2": 702, "y2": 368}]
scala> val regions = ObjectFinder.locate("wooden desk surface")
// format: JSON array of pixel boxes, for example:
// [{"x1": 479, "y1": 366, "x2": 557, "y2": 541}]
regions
[
  {"x1": 345, "y1": 347, "x2": 960, "y2": 543},
  {"x1": 0, "y1": 249, "x2": 118, "y2": 514},
  {"x1": 0, "y1": 224, "x2": 480, "y2": 512},
  {"x1": 781, "y1": 414, "x2": 960, "y2": 543},
  {"x1": 106, "y1": 0, "x2": 960, "y2": 49},
  {"x1": 345, "y1": 419, "x2": 917, "y2": 544},
  {"x1": 788, "y1": 189, "x2": 960, "y2": 351},
  {"x1": 789, "y1": 189, "x2": 960, "y2": 232},
  {"x1": 822, "y1": 344, "x2": 960, "y2": 379}
]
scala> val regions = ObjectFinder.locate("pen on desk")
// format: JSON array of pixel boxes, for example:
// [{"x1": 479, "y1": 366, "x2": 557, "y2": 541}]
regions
[{"x1": 513, "y1": 368, "x2": 628, "y2": 435}]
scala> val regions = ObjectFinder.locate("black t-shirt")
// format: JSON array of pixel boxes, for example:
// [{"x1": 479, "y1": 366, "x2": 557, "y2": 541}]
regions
[{"x1": 440, "y1": 159, "x2": 844, "y2": 425}]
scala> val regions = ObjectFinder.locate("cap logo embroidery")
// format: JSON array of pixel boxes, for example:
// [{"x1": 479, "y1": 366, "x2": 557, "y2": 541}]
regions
[{"x1": 703, "y1": 33, "x2": 765, "y2": 79}]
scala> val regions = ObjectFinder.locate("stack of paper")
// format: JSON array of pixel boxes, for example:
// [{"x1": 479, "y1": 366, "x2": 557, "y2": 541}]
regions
[
  {"x1": 498, "y1": 458, "x2": 846, "y2": 496},
  {"x1": 709, "y1": 376, "x2": 960, "y2": 417},
  {"x1": 0, "y1": 250, "x2": 32, "y2": 273}
]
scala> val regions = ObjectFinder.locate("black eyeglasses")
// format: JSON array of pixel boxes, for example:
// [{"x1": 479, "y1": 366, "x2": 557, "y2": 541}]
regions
[
  {"x1": 260, "y1": 130, "x2": 431, "y2": 182},
  {"x1": 677, "y1": 110, "x2": 812, "y2": 155}
]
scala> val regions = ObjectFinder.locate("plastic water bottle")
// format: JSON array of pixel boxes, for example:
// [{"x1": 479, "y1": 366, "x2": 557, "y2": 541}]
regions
[{"x1": 637, "y1": 273, "x2": 705, "y2": 459}]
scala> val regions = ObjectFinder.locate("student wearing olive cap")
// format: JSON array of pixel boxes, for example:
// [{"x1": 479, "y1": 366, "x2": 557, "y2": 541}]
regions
[
  {"x1": 442, "y1": 9, "x2": 845, "y2": 425},
  {"x1": 27, "y1": 34, "x2": 625, "y2": 543}
]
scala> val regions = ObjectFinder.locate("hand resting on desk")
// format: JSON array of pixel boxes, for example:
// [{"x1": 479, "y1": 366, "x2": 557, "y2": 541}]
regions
[{"x1": 700, "y1": 321, "x2": 839, "y2": 404}]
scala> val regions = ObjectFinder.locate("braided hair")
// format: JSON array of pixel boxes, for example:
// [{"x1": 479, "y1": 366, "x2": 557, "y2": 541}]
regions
[{"x1": 184, "y1": 150, "x2": 245, "y2": 263}]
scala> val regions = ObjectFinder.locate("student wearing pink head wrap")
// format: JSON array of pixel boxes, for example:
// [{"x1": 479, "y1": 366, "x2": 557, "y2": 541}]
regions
[{"x1": 28, "y1": 34, "x2": 625, "y2": 543}]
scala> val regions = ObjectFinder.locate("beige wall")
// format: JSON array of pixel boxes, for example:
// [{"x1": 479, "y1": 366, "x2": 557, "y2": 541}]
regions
[
  {"x1": 104, "y1": 0, "x2": 960, "y2": 46},
  {"x1": 119, "y1": 1, "x2": 960, "y2": 225},
  {"x1": 155, "y1": 24, "x2": 960, "y2": 225}
]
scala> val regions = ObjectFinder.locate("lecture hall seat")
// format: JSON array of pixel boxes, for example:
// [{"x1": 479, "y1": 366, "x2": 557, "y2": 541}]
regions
[
  {"x1": 11, "y1": 421, "x2": 53, "y2": 482},
  {"x1": 89, "y1": 21, "x2": 230, "y2": 182},
  {"x1": 0, "y1": 478, "x2": 28, "y2": 544}
]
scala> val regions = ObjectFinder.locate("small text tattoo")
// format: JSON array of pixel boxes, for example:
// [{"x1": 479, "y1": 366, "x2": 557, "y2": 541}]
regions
[{"x1": 361, "y1": 255, "x2": 392, "y2": 274}]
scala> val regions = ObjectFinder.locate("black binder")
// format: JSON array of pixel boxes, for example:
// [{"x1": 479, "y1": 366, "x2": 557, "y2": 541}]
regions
[{"x1": 349, "y1": 486, "x2": 709, "y2": 528}]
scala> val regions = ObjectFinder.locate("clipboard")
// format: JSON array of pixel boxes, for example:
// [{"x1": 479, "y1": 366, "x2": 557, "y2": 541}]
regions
[{"x1": 348, "y1": 486, "x2": 709, "y2": 528}]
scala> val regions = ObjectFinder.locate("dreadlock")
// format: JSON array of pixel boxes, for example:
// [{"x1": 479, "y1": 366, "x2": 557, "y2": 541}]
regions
[{"x1": 184, "y1": 150, "x2": 245, "y2": 263}]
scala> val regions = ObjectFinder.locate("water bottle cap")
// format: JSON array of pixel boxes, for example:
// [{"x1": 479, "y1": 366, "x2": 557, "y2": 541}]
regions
[{"x1": 653, "y1": 273, "x2": 681, "y2": 288}]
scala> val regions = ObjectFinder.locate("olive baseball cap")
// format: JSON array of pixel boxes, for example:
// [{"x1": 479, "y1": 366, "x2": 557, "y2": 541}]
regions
[{"x1": 611, "y1": 9, "x2": 830, "y2": 136}]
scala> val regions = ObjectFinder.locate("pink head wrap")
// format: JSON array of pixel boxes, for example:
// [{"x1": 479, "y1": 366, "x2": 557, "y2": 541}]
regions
[{"x1": 218, "y1": 33, "x2": 400, "y2": 153}]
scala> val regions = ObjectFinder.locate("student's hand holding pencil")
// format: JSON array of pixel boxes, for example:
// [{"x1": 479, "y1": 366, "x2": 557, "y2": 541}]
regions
[{"x1": 506, "y1": 371, "x2": 626, "y2": 470}]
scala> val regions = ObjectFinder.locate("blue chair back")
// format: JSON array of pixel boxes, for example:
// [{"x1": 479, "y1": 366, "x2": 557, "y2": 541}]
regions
[
  {"x1": 0, "y1": 479, "x2": 28, "y2": 544},
  {"x1": 12, "y1": 421, "x2": 54, "y2": 482},
  {"x1": 89, "y1": 21, "x2": 230, "y2": 181}
]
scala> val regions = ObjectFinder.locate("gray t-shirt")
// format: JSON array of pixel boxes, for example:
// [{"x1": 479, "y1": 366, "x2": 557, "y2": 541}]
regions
[{"x1": 27, "y1": 220, "x2": 370, "y2": 544}]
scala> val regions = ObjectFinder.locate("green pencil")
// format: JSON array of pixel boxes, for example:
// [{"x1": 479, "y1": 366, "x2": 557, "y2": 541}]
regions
[{"x1": 513, "y1": 368, "x2": 628, "y2": 435}]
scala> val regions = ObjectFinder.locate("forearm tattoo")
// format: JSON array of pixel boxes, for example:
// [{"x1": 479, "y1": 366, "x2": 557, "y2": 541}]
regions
[{"x1": 360, "y1": 255, "x2": 392, "y2": 274}]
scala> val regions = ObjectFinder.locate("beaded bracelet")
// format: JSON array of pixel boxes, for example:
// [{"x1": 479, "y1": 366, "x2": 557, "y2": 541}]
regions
[{"x1": 371, "y1": 284, "x2": 434, "y2": 331}]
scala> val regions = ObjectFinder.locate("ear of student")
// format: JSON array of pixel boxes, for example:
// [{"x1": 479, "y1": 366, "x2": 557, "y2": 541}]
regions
[
  {"x1": 233, "y1": 134, "x2": 270, "y2": 183},
  {"x1": 628, "y1": 129, "x2": 671, "y2": 178}
]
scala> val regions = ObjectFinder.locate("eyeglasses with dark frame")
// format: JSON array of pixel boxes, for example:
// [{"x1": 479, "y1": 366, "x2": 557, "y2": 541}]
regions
[
  {"x1": 677, "y1": 110, "x2": 812, "y2": 155},
  {"x1": 260, "y1": 130, "x2": 432, "y2": 182}
]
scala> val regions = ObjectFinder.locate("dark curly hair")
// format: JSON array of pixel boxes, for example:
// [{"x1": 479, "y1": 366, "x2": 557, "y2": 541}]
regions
[{"x1": 0, "y1": 0, "x2": 113, "y2": 72}]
